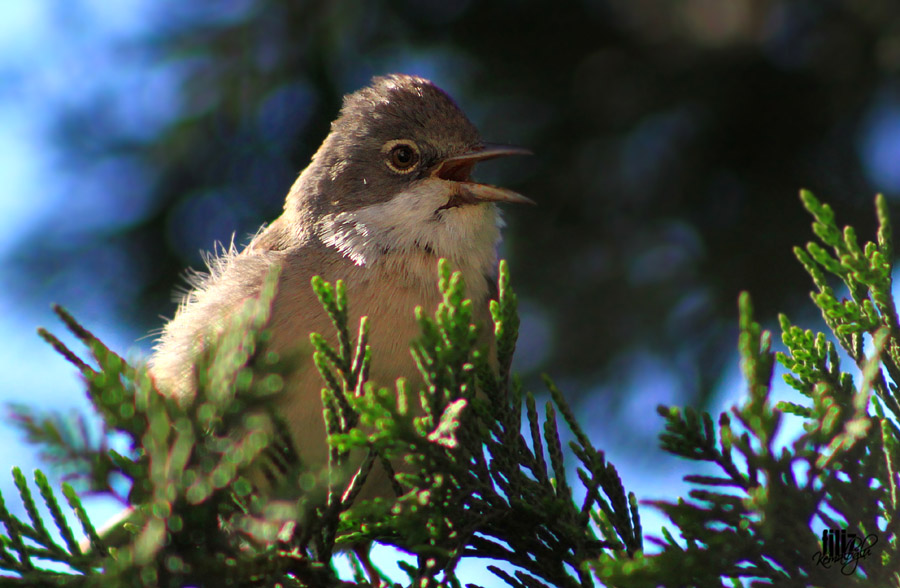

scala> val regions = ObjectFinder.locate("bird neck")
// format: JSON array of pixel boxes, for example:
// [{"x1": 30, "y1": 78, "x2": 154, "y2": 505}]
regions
[{"x1": 315, "y1": 197, "x2": 502, "y2": 295}]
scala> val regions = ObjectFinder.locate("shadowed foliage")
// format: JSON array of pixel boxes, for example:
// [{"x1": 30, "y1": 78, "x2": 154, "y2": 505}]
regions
[{"x1": 7, "y1": 0, "x2": 900, "y2": 412}]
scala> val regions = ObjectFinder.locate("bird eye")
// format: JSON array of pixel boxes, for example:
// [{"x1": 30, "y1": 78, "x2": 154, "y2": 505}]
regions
[{"x1": 384, "y1": 140, "x2": 420, "y2": 173}]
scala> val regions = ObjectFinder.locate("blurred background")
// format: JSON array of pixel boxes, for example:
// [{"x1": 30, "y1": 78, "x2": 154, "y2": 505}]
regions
[{"x1": 1, "y1": 0, "x2": 899, "y2": 582}]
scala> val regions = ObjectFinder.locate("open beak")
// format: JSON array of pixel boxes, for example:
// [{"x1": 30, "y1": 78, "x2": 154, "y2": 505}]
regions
[{"x1": 431, "y1": 144, "x2": 535, "y2": 207}]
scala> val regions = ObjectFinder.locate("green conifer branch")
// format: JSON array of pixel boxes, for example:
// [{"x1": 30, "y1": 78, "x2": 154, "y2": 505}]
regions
[
  {"x1": 593, "y1": 191, "x2": 900, "y2": 586},
  {"x1": 15, "y1": 190, "x2": 900, "y2": 585}
]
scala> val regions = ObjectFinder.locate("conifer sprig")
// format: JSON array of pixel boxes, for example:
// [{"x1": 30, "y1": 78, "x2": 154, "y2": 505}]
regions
[
  {"x1": 592, "y1": 191, "x2": 899, "y2": 587},
  {"x1": 326, "y1": 259, "x2": 641, "y2": 588},
  {"x1": 11, "y1": 189, "x2": 896, "y2": 586}
]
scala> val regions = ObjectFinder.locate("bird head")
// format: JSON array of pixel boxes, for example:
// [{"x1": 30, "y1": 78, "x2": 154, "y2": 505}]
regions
[{"x1": 289, "y1": 74, "x2": 532, "y2": 267}]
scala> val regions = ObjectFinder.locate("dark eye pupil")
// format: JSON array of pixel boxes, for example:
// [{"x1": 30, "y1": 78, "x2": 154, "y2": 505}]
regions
[{"x1": 391, "y1": 145, "x2": 416, "y2": 169}]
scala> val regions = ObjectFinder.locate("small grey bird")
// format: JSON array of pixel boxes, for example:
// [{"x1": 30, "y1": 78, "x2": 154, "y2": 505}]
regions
[{"x1": 150, "y1": 74, "x2": 531, "y2": 507}]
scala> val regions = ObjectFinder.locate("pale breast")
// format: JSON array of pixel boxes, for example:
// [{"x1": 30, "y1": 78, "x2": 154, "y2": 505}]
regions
[
  {"x1": 150, "y1": 236, "x2": 494, "y2": 501},
  {"x1": 264, "y1": 246, "x2": 493, "y2": 477}
]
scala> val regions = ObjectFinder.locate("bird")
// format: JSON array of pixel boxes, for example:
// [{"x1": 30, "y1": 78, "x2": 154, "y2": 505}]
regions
[{"x1": 146, "y1": 74, "x2": 532, "y2": 568}]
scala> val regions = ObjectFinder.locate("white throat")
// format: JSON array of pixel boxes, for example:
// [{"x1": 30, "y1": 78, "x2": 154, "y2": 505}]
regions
[{"x1": 319, "y1": 179, "x2": 502, "y2": 279}]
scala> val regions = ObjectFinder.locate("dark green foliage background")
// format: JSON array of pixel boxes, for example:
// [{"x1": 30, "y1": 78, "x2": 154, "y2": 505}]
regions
[{"x1": 6, "y1": 0, "x2": 900, "y2": 409}]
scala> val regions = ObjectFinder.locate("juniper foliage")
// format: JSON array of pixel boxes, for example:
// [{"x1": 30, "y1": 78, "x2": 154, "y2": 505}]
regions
[
  {"x1": 592, "y1": 191, "x2": 899, "y2": 587},
  {"x1": 1, "y1": 259, "x2": 640, "y2": 586},
  {"x1": 4, "y1": 190, "x2": 898, "y2": 587}
]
